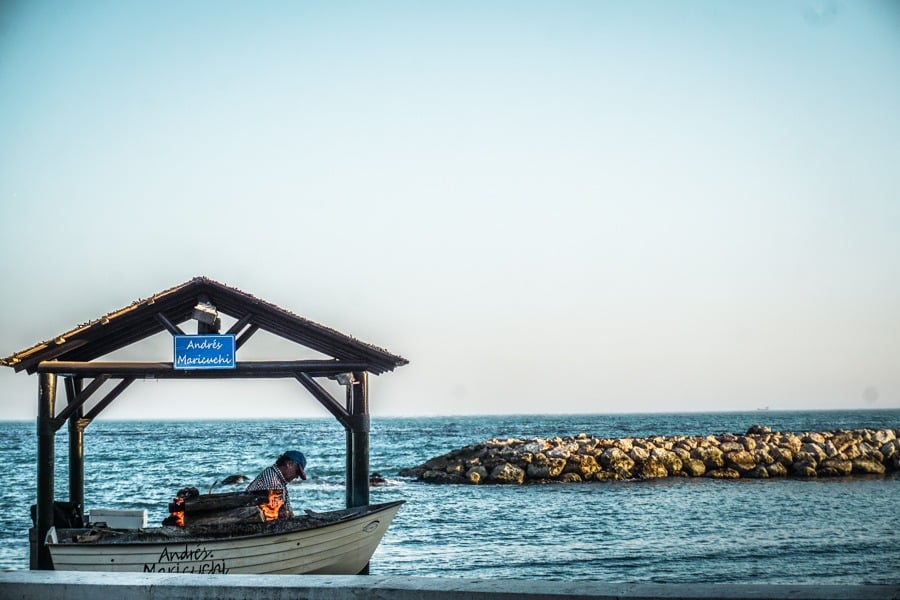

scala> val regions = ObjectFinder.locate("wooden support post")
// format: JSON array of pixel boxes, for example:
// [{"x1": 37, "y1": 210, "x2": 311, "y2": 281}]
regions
[
  {"x1": 66, "y1": 377, "x2": 85, "y2": 514},
  {"x1": 35, "y1": 373, "x2": 57, "y2": 570},
  {"x1": 345, "y1": 427, "x2": 353, "y2": 509},
  {"x1": 349, "y1": 371, "x2": 370, "y2": 509},
  {"x1": 344, "y1": 375, "x2": 354, "y2": 509},
  {"x1": 349, "y1": 371, "x2": 370, "y2": 575}
]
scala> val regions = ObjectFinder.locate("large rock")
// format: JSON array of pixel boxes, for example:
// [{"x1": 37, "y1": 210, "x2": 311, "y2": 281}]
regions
[
  {"x1": 793, "y1": 451, "x2": 820, "y2": 469},
  {"x1": 683, "y1": 458, "x2": 707, "y2": 477},
  {"x1": 523, "y1": 440, "x2": 550, "y2": 454},
  {"x1": 802, "y1": 432, "x2": 826, "y2": 444},
  {"x1": 629, "y1": 446, "x2": 650, "y2": 463},
  {"x1": 423, "y1": 470, "x2": 465, "y2": 484},
  {"x1": 769, "y1": 446, "x2": 794, "y2": 467},
  {"x1": 779, "y1": 434, "x2": 803, "y2": 454},
  {"x1": 766, "y1": 462, "x2": 788, "y2": 477},
  {"x1": 746, "y1": 424, "x2": 771, "y2": 435},
  {"x1": 466, "y1": 466, "x2": 488, "y2": 484},
  {"x1": 594, "y1": 470, "x2": 623, "y2": 481},
  {"x1": 564, "y1": 454, "x2": 601, "y2": 479},
  {"x1": 851, "y1": 458, "x2": 886, "y2": 475},
  {"x1": 872, "y1": 429, "x2": 896, "y2": 445},
  {"x1": 600, "y1": 447, "x2": 635, "y2": 472},
  {"x1": 800, "y1": 443, "x2": 828, "y2": 463},
  {"x1": 489, "y1": 462, "x2": 525, "y2": 484},
  {"x1": 744, "y1": 465, "x2": 769, "y2": 479},
  {"x1": 790, "y1": 463, "x2": 817, "y2": 478},
  {"x1": 753, "y1": 448, "x2": 775, "y2": 466},
  {"x1": 692, "y1": 446, "x2": 725, "y2": 469},
  {"x1": 526, "y1": 455, "x2": 566, "y2": 479},
  {"x1": 706, "y1": 468, "x2": 740, "y2": 479},
  {"x1": 672, "y1": 446, "x2": 692, "y2": 462},
  {"x1": 651, "y1": 448, "x2": 683, "y2": 474},
  {"x1": 818, "y1": 458, "x2": 852, "y2": 477},
  {"x1": 737, "y1": 436, "x2": 757, "y2": 451},
  {"x1": 546, "y1": 446, "x2": 573, "y2": 460},
  {"x1": 879, "y1": 439, "x2": 899, "y2": 461},
  {"x1": 719, "y1": 441, "x2": 744, "y2": 453},
  {"x1": 613, "y1": 438, "x2": 634, "y2": 452},
  {"x1": 725, "y1": 450, "x2": 757, "y2": 473},
  {"x1": 637, "y1": 457, "x2": 668, "y2": 479}
]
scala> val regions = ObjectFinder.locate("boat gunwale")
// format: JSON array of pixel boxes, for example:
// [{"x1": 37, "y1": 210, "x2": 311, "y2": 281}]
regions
[{"x1": 48, "y1": 500, "x2": 405, "y2": 547}]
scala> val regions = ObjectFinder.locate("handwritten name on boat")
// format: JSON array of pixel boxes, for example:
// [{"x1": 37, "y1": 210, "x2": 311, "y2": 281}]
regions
[{"x1": 142, "y1": 543, "x2": 229, "y2": 574}]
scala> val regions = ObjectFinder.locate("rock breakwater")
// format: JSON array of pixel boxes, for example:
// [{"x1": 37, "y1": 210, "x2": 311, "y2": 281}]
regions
[{"x1": 398, "y1": 426, "x2": 900, "y2": 484}]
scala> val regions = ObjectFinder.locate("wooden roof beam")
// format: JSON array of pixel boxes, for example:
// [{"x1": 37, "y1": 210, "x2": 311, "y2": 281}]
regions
[
  {"x1": 225, "y1": 312, "x2": 254, "y2": 336},
  {"x1": 84, "y1": 378, "x2": 135, "y2": 421},
  {"x1": 155, "y1": 312, "x2": 185, "y2": 336},
  {"x1": 294, "y1": 373, "x2": 350, "y2": 428},
  {"x1": 52, "y1": 374, "x2": 111, "y2": 430},
  {"x1": 36, "y1": 360, "x2": 372, "y2": 379}
]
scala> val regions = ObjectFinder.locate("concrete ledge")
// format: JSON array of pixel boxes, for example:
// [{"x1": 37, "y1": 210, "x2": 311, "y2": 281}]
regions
[{"x1": 1, "y1": 571, "x2": 898, "y2": 600}]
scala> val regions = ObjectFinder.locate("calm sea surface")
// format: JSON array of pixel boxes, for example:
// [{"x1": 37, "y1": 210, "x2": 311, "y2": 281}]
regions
[{"x1": 1, "y1": 410, "x2": 898, "y2": 583}]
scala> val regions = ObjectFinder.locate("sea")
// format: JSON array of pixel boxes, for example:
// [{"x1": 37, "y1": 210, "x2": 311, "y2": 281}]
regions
[{"x1": 1, "y1": 409, "x2": 898, "y2": 584}]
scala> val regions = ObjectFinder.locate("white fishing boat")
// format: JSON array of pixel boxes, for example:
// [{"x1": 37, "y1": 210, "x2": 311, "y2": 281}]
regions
[{"x1": 45, "y1": 500, "x2": 404, "y2": 575}]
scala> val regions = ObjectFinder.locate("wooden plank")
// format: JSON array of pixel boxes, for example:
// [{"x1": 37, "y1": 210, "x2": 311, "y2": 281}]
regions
[
  {"x1": 36, "y1": 360, "x2": 371, "y2": 379},
  {"x1": 177, "y1": 491, "x2": 271, "y2": 514},
  {"x1": 295, "y1": 373, "x2": 350, "y2": 428},
  {"x1": 235, "y1": 325, "x2": 259, "y2": 350},
  {"x1": 186, "y1": 505, "x2": 264, "y2": 526},
  {"x1": 14, "y1": 339, "x2": 89, "y2": 373},
  {"x1": 83, "y1": 378, "x2": 135, "y2": 421},
  {"x1": 52, "y1": 375, "x2": 110, "y2": 430},
  {"x1": 154, "y1": 312, "x2": 185, "y2": 336},
  {"x1": 225, "y1": 312, "x2": 254, "y2": 335}
]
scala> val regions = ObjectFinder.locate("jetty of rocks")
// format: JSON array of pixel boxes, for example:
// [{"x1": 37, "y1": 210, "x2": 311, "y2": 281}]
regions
[{"x1": 398, "y1": 426, "x2": 900, "y2": 484}]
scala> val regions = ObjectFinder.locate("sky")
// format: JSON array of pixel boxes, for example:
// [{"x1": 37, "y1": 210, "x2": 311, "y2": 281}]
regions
[{"x1": 1, "y1": 1, "x2": 899, "y2": 420}]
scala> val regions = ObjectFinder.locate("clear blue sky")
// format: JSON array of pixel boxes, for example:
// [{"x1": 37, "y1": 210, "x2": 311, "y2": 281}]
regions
[{"x1": 1, "y1": 1, "x2": 898, "y2": 419}]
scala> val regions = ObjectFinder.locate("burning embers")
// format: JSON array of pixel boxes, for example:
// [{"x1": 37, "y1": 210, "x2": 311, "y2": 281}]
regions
[
  {"x1": 162, "y1": 487, "x2": 194, "y2": 527},
  {"x1": 260, "y1": 489, "x2": 284, "y2": 521},
  {"x1": 163, "y1": 487, "x2": 286, "y2": 527}
]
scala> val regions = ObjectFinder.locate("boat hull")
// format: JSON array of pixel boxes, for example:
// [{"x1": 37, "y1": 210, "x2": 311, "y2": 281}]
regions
[{"x1": 46, "y1": 501, "x2": 403, "y2": 575}]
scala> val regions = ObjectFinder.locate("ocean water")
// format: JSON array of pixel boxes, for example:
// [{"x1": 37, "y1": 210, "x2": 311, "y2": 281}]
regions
[{"x1": 1, "y1": 410, "x2": 898, "y2": 584}]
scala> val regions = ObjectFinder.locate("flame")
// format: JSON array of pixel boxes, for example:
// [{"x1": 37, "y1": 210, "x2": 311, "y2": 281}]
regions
[
  {"x1": 259, "y1": 489, "x2": 284, "y2": 521},
  {"x1": 169, "y1": 496, "x2": 185, "y2": 527}
]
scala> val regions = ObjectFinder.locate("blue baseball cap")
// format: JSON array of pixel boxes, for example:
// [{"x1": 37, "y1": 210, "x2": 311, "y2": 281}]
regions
[{"x1": 284, "y1": 450, "x2": 307, "y2": 479}]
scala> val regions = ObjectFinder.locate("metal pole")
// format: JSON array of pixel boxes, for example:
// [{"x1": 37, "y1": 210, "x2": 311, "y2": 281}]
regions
[{"x1": 35, "y1": 373, "x2": 57, "y2": 570}]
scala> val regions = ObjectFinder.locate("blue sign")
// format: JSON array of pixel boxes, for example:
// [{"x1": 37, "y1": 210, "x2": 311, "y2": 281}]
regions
[{"x1": 173, "y1": 334, "x2": 236, "y2": 370}]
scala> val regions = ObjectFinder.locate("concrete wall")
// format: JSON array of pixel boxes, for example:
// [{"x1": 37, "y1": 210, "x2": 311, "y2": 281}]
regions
[{"x1": 1, "y1": 571, "x2": 898, "y2": 600}]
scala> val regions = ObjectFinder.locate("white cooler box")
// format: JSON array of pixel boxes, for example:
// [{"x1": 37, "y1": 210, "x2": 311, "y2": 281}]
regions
[{"x1": 87, "y1": 508, "x2": 148, "y2": 529}]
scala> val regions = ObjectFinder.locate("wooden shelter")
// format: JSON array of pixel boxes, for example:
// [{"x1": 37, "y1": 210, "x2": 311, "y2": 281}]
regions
[{"x1": 0, "y1": 276, "x2": 408, "y2": 570}]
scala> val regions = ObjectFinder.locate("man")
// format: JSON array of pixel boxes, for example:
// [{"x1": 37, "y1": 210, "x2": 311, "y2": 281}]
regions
[{"x1": 245, "y1": 450, "x2": 307, "y2": 518}]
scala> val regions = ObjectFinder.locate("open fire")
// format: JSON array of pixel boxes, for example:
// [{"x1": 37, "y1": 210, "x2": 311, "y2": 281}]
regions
[
  {"x1": 163, "y1": 488, "x2": 285, "y2": 527},
  {"x1": 260, "y1": 490, "x2": 284, "y2": 521},
  {"x1": 168, "y1": 496, "x2": 185, "y2": 527}
]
